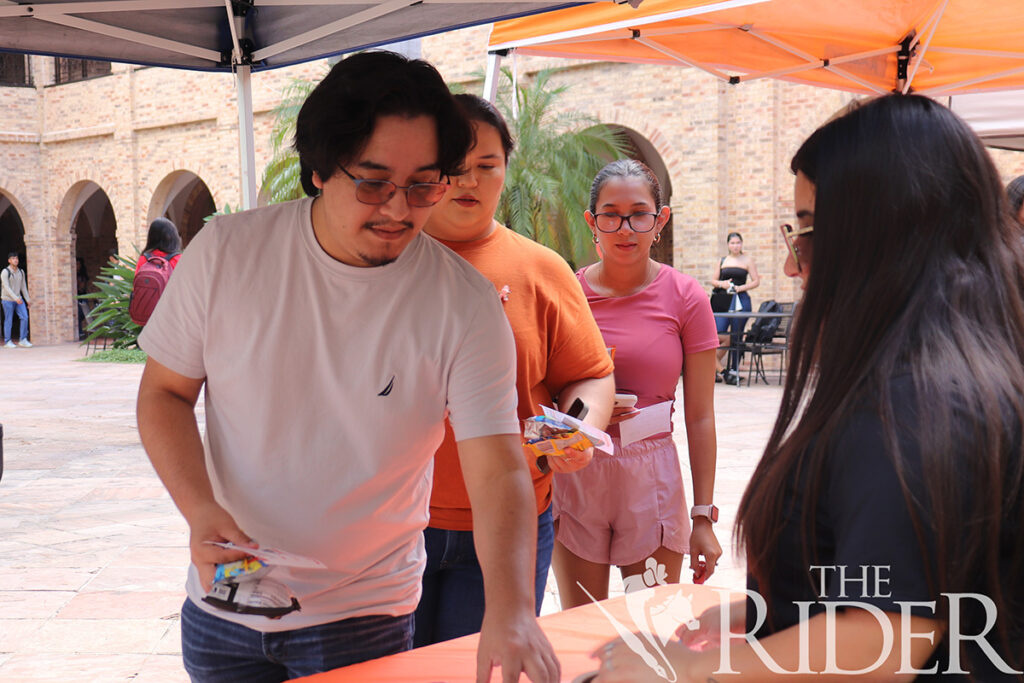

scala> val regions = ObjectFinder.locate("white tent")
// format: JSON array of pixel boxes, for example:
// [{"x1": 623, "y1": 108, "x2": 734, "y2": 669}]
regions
[
  {"x1": 950, "y1": 89, "x2": 1024, "y2": 152},
  {"x1": 0, "y1": 0, "x2": 611, "y2": 206}
]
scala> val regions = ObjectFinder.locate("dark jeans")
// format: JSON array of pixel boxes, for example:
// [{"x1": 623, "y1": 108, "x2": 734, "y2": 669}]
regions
[
  {"x1": 413, "y1": 505, "x2": 554, "y2": 647},
  {"x1": 180, "y1": 598, "x2": 413, "y2": 683}
]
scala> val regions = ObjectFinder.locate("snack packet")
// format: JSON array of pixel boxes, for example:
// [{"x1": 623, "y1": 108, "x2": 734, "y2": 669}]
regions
[{"x1": 523, "y1": 415, "x2": 594, "y2": 458}]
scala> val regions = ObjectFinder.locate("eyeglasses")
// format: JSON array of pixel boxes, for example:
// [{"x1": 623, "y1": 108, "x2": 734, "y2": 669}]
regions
[
  {"x1": 593, "y1": 212, "x2": 659, "y2": 233},
  {"x1": 780, "y1": 223, "x2": 814, "y2": 272},
  {"x1": 337, "y1": 166, "x2": 448, "y2": 208}
]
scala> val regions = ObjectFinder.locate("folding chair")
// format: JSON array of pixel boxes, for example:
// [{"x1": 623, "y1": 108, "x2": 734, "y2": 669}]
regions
[{"x1": 747, "y1": 302, "x2": 796, "y2": 385}]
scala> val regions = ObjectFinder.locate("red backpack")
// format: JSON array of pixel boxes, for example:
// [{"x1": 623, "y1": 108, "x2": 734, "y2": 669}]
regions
[{"x1": 129, "y1": 251, "x2": 178, "y2": 326}]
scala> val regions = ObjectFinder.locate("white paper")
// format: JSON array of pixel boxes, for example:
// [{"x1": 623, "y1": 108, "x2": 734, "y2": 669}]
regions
[
  {"x1": 540, "y1": 405, "x2": 613, "y2": 454},
  {"x1": 617, "y1": 401, "x2": 673, "y2": 447},
  {"x1": 205, "y1": 542, "x2": 326, "y2": 569}
]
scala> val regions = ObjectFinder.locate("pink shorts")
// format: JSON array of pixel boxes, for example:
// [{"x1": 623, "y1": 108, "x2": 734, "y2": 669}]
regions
[{"x1": 552, "y1": 435, "x2": 690, "y2": 567}]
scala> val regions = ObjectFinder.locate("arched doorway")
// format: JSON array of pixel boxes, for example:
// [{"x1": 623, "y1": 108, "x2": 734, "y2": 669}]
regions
[
  {"x1": 610, "y1": 126, "x2": 674, "y2": 265},
  {"x1": 0, "y1": 191, "x2": 28, "y2": 342},
  {"x1": 149, "y1": 171, "x2": 216, "y2": 248},
  {"x1": 66, "y1": 182, "x2": 117, "y2": 339}
]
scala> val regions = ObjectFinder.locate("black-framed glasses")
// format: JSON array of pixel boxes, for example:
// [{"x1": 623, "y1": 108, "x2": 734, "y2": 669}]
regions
[
  {"x1": 593, "y1": 212, "x2": 659, "y2": 233},
  {"x1": 780, "y1": 223, "x2": 814, "y2": 272},
  {"x1": 337, "y1": 166, "x2": 448, "y2": 208}
]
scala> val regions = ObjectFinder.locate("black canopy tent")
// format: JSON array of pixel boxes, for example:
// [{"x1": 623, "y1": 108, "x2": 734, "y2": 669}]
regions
[{"x1": 0, "y1": 0, "x2": 609, "y2": 206}]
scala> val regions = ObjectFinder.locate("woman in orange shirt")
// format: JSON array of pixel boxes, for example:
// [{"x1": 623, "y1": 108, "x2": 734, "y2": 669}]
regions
[{"x1": 414, "y1": 95, "x2": 615, "y2": 646}]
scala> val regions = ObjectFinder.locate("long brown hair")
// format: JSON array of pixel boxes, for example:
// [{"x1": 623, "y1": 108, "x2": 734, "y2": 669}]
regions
[{"x1": 737, "y1": 94, "x2": 1024, "y2": 670}]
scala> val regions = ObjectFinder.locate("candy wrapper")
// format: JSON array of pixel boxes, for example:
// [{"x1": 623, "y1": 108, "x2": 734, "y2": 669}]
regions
[
  {"x1": 523, "y1": 415, "x2": 594, "y2": 458},
  {"x1": 202, "y1": 542, "x2": 325, "y2": 619},
  {"x1": 203, "y1": 575, "x2": 300, "y2": 618}
]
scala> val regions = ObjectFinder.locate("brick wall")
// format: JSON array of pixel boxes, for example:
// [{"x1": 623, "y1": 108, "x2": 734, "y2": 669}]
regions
[{"x1": 1, "y1": 33, "x2": 1023, "y2": 343}]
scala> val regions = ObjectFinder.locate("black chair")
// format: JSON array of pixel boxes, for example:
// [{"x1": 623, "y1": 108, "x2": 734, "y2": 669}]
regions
[{"x1": 746, "y1": 301, "x2": 796, "y2": 385}]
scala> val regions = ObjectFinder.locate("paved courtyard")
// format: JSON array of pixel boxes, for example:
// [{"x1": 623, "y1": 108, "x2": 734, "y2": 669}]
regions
[{"x1": 0, "y1": 343, "x2": 782, "y2": 682}]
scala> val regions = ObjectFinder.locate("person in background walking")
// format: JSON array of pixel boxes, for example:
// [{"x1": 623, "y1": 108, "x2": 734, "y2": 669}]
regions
[
  {"x1": 2, "y1": 252, "x2": 31, "y2": 348},
  {"x1": 135, "y1": 218, "x2": 182, "y2": 276}
]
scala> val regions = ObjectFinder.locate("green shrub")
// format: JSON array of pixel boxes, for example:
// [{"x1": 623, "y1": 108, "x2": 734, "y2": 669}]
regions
[
  {"x1": 78, "y1": 255, "x2": 142, "y2": 350},
  {"x1": 79, "y1": 348, "x2": 148, "y2": 363}
]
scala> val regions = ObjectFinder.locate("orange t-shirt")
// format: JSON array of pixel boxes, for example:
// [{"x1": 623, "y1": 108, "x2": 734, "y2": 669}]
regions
[{"x1": 428, "y1": 225, "x2": 614, "y2": 530}]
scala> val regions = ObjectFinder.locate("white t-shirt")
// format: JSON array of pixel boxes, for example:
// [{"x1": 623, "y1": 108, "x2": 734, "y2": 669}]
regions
[{"x1": 139, "y1": 198, "x2": 519, "y2": 631}]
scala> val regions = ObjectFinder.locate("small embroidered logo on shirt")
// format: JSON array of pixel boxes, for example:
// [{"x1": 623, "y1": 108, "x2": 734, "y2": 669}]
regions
[{"x1": 378, "y1": 375, "x2": 395, "y2": 397}]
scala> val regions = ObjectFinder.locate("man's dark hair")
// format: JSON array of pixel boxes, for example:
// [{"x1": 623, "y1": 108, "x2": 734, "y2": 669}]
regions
[
  {"x1": 7, "y1": 252, "x2": 16, "y2": 259},
  {"x1": 295, "y1": 51, "x2": 473, "y2": 197}
]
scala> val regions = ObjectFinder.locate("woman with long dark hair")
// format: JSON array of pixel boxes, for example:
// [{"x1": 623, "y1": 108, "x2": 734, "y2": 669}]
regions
[
  {"x1": 594, "y1": 95, "x2": 1024, "y2": 680},
  {"x1": 135, "y1": 217, "x2": 182, "y2": 275}
]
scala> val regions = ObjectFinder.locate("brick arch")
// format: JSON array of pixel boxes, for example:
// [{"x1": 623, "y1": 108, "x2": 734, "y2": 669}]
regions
[
  {"x1": 582, "y1": 113, "x2": 679, "y2": 266},
  {"x1": 585, "y1": 110, "x2": 685, "y2": 191},
  {"x1": 147, "y1": 169, "x2": 218, "y2": 249},
  {"x1": 0, "y1": 185, "x2": 31, "y2": 236},
  {"x1": 57, "y1": 181, "x2": 119, "y2": 339}
]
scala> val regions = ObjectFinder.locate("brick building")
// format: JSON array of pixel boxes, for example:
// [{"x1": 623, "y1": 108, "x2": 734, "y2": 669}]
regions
[{"x1": 1, "y1": 25, "x2": 1022, "y2": 344}]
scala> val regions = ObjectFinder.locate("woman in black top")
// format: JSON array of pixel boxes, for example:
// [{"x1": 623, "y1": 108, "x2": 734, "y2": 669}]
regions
[
  {"x1": 593, "y1": 95, "x2": 1024, "y2": 680},
  {"x1": 709, "y1": 232, "x2": 760, "y2": 385}
]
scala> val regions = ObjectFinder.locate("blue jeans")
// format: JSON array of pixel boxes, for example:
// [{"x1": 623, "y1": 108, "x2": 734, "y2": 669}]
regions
[
  {"x1": 413, "y1": 505, "x2": 554, "y2": 647},
  {"x1": 180, "y1": 598, "x2": 413, "y2": 683},
  {"x1": 2, "y1": 300, "x2": 28, "y2": 343}
]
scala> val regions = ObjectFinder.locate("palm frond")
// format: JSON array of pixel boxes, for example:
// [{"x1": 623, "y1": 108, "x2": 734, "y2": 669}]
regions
[{"x1": 495, "y1": 68, "x2": 630, "y2": 266}]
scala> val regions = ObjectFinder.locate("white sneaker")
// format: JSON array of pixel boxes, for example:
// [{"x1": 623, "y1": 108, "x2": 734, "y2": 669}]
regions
[
  {"x1": 3, "y1": 341, "x2": 14, "y2": 348},
  {"x1": 17, "y1": 339, "x2": 32, "y2": 348}
]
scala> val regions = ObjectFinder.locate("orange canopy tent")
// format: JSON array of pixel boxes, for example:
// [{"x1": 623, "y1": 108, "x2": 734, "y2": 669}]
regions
[{"x1": 489, "y1": 0, "x2": 1024, "y2": 96}]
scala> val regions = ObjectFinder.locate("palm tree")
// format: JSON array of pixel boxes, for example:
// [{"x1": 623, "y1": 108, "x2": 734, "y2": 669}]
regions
[
  {"x1": 494, "y1": 69, "x2": 629, "y2": 269},
  {"x1": 260, "y1": 66, "x2": 628, "y2": 267},
  {"x1": 261, "y1": 75, "x2": 320, "y2": 204}
]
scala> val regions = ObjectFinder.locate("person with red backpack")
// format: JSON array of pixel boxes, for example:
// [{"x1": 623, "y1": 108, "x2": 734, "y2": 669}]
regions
[{"x1": 130, "y1": 218, "x2": 181, "y2": 326}]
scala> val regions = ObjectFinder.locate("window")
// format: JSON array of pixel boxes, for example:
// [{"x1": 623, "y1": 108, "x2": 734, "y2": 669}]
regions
[
  {"x1": 53, "y1": 57, "x2": 111, "y2": 84},
  {"x1": 0, "y1": 54, "x2": 31, "y2": 87}
]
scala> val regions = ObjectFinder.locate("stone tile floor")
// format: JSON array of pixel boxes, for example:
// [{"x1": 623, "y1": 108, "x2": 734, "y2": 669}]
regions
[{"x1": 0, "y1": 343, "x2": 781, "y2": 682}]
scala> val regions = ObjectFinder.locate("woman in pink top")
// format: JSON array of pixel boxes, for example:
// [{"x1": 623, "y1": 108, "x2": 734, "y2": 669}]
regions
[{"x1": 552, "y1": 159, "x2": 722, "y2": 608}]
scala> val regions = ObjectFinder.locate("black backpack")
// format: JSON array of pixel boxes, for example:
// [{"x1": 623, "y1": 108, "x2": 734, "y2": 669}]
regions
[{"x1": 745, "y1": 300, "x2": 782, "y2": 344}]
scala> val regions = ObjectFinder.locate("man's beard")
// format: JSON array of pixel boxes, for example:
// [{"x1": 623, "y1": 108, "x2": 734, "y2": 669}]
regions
[
  {"x1": 357, "y1": 252, "x2": 398, "y2": 267},
  {"x1": 358, "y1": 220, "x2": 412, "y2": 267}
]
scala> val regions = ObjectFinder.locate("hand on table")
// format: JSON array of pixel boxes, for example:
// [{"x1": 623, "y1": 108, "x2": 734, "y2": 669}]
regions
[
  {"x1": 591, "y1": 636, "x2": 694, "y2": 683},
  {"x1": 676, "y1": 600, "x2": 746, "y2": 652},
  {"x1": 187, "y1": 500, "x2": 258, "y2": 591},
  {"x1": 476, "y1": 609, "x2": 560, "y2": 682}
]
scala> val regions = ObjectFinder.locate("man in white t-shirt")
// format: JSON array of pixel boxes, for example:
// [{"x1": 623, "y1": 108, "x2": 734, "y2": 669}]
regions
[{"x1": 136, "y1": 51, "x2": 559, "y2": 683}]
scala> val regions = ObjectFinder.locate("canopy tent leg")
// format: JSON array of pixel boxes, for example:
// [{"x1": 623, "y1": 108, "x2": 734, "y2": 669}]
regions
[
  {"x1": 482, "y1": 50, "x2": 503, "y2": 103},
  {"x1": 235, "y1": 65, "x2": 258, "y2": 211}
]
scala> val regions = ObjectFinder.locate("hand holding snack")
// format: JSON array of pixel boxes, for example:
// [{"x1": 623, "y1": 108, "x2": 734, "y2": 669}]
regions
[{"x1": 524, "y1": 398, "x2": 597, "y2": 473}]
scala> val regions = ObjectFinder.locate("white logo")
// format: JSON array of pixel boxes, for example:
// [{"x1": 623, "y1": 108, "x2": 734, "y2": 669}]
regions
[{"x1": 579, "y1": 558, "x2": 699, "y2": 682}]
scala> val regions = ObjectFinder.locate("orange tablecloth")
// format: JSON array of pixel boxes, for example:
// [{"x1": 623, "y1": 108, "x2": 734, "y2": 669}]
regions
[{"x1": 291, "y1": 583, "x2": 729, "y2": 682}]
